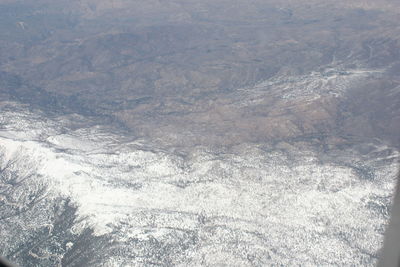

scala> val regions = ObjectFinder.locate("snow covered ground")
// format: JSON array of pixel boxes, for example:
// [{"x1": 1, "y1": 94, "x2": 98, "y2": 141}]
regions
[{"x1": 0, "y1": 100, "x2": 398, "y2": 266}]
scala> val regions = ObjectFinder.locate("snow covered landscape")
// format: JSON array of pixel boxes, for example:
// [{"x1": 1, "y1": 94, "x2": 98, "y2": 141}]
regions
[
  {"x1": 1, "y1": 0, "x2": 400, "y2": 266},
  {"x1": 1, "y1": 83, "x2": 398, "y2": 265}
]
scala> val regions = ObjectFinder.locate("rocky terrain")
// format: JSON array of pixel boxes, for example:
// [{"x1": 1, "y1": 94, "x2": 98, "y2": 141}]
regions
[
  {"x1": 0, "y1": 0, "x2": 399, "y2": 266},
  {"x1": 1, "y1": 0, "x2": 400, "y2": 147}
]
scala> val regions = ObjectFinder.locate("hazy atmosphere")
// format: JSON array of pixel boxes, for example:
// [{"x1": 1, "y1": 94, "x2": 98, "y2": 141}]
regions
[{"x1": 0, "y1": 0, "x2": 399, "y2": 266}]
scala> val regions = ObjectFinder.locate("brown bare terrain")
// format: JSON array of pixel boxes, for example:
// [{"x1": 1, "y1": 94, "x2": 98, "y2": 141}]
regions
[{"x1": 0, "y1": 0, "x2": 399, "y2": 150}]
